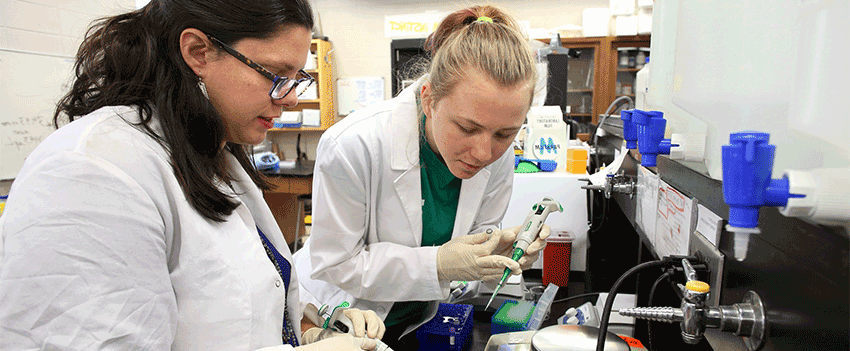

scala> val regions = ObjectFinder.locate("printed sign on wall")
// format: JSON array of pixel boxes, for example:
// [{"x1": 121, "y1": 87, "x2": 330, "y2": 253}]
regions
[{"x1": 384, "y1": 12, "x2": 447, "y2": 38}]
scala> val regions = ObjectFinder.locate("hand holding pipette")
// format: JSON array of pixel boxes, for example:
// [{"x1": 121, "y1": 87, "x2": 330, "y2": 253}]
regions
[
  {"x1": 493, "y1": 223, "x2": 552, "y2": 271},
  {"x1": 486, "y1": 197, "x2": 563, "y2": 310},
  {"x1": 436, "y1": 230, "x2": 522, "y2": 282},
  {"x1": 302, "y1": 303, "x2": 390, "y2": 350}
]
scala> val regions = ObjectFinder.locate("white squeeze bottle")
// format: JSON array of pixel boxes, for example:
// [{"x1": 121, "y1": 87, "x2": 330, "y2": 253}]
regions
[{"x1": 635, "y1": 56, "x2": 650, "y2": 110}]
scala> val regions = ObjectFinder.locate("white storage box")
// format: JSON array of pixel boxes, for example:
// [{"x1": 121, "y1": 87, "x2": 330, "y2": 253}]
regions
[
  {"x1": 275, "y1": 111, "x2": 302, "y2": 128},
  {"x1": 301, "y1": 109, "x2": 320, "y2": 127}
]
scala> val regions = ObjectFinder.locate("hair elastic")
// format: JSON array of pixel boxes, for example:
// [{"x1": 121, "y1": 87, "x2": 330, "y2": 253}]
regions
[{"x1": 476, "y1": 16, "x2": 493, "y2": 23}]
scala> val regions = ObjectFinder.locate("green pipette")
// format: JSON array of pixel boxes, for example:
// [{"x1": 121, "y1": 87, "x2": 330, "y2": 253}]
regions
[{"x1": 486, "y1": 197, "x2": 563, "y2": 310}]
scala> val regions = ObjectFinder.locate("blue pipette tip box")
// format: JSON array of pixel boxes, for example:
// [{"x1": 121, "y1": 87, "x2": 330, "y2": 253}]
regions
[{"x1": 416, "y1": 303, "x2": 474, "y2": 351}]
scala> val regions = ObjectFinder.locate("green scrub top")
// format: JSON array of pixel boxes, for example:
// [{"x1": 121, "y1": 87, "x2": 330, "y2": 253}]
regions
[{"x1": 384, "y1": 119, "x2": 461, "y2": 328}]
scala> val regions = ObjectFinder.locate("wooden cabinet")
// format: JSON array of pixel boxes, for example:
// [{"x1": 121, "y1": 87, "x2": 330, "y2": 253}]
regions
[
  {"x1": 269, "y1": 39, "x2": 336, "y2": 132},
  {"x1": 264, "y1": 177, "x2": 313, "y2": 245},
  {"x1": 540, "y1": 35, "x2": 651, "y2": 141},
  {"x1": 604, "y1": 35, "x2": 652, "y2": 116},
  {"x1": 547, "y1": 37, "x2": 605, "y2": 141}
]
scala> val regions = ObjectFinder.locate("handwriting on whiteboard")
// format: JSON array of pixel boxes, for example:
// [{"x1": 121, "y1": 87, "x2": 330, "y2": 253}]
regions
[{"x1": 2, "y1": 115, "x2": 54, "y2": 151}]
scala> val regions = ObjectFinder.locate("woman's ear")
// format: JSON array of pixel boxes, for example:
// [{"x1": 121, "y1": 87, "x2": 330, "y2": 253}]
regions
[
  {"x1": 180, "y1": 28, "x2": 213, "y2": 79},
  {"x1": 420, "y1": 82, "x2": 433, "y2": 118}
]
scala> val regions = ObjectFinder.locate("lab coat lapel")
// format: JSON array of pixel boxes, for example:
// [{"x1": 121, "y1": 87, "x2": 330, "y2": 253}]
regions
[
  {"x1": 225, "y1": 152, "x2": 293, "y2": 264},
  {"x1": 453, "y1": 168, "x2": 492, "y2": 238},
  {"x1": 390, "y1": 81, "x2": 423, "y2": 245}
]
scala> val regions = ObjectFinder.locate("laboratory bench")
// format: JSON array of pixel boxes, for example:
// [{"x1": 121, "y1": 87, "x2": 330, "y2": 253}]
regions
[
  {"x1": 464, "y1": 271, "x2": 592, "y2": 351},
  {"x1": 460, "y1": 265, "x2": 705, "y2": 351}
]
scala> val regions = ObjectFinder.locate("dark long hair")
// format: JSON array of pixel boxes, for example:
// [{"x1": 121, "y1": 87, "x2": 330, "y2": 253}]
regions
[{"x1": 54, "y1": 0, "x2": 314, "y2": 222}]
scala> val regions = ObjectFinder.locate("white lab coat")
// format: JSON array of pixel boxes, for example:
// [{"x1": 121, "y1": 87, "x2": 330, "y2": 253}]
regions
[
  {"x1": 0, "y1": 106, "x2": 301, "y2": 350},
  {"x1": 294, "y1": 78, "x2": 514, "y2": 327}
]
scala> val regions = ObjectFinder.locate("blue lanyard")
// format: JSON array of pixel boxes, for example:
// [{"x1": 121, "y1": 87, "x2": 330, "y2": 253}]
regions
[
  {"x1": 257, "y1": 226, "x2": 299, "y2": 346},
  {"x1": 257, "y1": 227, "x2": 291, "y2": 293}
]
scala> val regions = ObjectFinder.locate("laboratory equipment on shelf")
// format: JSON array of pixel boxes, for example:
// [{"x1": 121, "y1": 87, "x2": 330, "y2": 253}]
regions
[
  {"x1": 524, "y1": 106, "x2": 570, "y2": 172},
  {"x1": 487, "y1": 196, "x2": 563, "y2": 310},
  {"x1": 252, "y1": 151, "x2": 280, "y2": 171},
  {"x1": 633, "y1": 110, "x2": 678, "y2": 167},
  {"x1": 565, "y1": 148, "x2": 588, "y2": 174},
  {"x1": 619, "y1": 259, "x2": 767, "y2": 351}
]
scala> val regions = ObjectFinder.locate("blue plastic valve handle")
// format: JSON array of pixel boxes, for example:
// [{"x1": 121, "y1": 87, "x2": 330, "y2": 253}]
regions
[
  {"x1": 721, "y1": 131, "x2": 802, "y2": 228},
  {"x1": 633, "y1": 110, "x2": 677, "y2": 167},
  {"x1": 620, "y1": 110, "x2": 638, "y2": 149}
]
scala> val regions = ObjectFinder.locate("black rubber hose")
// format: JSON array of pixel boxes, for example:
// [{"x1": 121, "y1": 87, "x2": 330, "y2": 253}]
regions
[
  {"x1": 589, "y1": 192, "x2": 608, "y2": 233},
  {"x1": 595, "y1": 260, "x2": 667, "y2": 351},
  {"x1": 647, "y1": 272, "x2": 672, "y2": 351}
]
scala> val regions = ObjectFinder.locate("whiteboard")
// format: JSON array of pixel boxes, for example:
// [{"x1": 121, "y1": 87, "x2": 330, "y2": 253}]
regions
[
  {"x1": 0, "y1": 50, "x2": 76, "y2": 179},
  {"x1": 336, "y1": 76, "x2": 385, "y2": 116}
]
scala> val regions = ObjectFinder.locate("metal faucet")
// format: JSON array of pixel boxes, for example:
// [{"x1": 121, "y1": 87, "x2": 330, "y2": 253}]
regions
[
  {"x1": 618, "y1": 259, "x2": 767, "y2": 350},
  {"x1": 580, "y1": 171, "x2": 636, "y2": 199}
]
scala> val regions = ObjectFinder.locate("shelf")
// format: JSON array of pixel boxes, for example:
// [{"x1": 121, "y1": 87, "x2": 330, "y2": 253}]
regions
[
  {"x1": 567, "y1": 113, "x2": 593, "y2": 117},
  {"x1": 618, "y1": 68, "x2": 642, "y2": 72},
  {"x1": 617, "y1": 94, "x2": 635, "y2": 98},
  {"x1": 567, "y1": 89, "x2": 593, "y2": 93},
  {"x1": 268, "y1": 39, "x2": 335, "y2": 133}
]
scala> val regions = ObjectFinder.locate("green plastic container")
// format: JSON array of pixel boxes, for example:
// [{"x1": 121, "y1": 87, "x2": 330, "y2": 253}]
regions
[{"x1": 491, "y1": 300, "x2": 535, "y2": 335}]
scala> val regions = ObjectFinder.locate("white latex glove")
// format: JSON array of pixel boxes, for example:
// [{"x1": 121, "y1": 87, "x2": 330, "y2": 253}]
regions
[
  {"x1": 303, "y1": 304, "x2": 386, "y2": 340},
  {"x1": 437, "y1": 231, "x2": 522, "y2": 282},
  {"x1": 300, "y1": 327, "x2": 378, "y2": 350},
  {"x1": 493, "y1": 224, "x2": 551, "y2": 271},
  {"x1": 342, "y1": 308, "x2": 386, "y2": 340}
]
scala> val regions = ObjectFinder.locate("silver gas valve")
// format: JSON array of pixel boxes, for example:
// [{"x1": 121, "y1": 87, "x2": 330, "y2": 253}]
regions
[
  {"x1": 579, "y1": 172, "x2": 636, "y2": 199},
  {"x1": 618, "y1": 259, "x2": 767, "y2": 350}
]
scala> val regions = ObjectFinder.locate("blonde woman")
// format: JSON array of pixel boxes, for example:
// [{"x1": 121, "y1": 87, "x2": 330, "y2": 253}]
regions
[{"x1": 294, "y1": 5, "x2": 550, "y2": 349}]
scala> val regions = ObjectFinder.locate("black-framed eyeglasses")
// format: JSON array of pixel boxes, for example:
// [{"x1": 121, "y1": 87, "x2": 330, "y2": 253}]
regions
[{"x1": 207, "y1": 35, "x2": 315, "y2": 100}]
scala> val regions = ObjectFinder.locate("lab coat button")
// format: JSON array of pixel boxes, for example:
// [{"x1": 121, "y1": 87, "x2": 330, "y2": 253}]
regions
[{"x1": 275, "y1": 280, "x2": 282, "y2": 287}]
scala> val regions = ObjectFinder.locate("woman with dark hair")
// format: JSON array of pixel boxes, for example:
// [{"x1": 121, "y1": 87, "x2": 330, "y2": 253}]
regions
[
  {"x1": 294, "y1": 4, "x2": 550, "y2": 349},
  {"x1": 0, "y1": 1, "x2": 383, "y2": 350}
]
